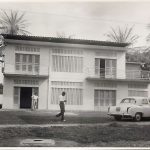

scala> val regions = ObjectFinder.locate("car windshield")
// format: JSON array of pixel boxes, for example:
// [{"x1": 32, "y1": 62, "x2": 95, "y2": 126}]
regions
[{"x1": 121, "y1": 98, "x2": 136, "y2": 104}]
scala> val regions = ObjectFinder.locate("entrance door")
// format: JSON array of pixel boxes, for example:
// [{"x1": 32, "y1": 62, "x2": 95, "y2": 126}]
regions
[{"x1": 20, "y1": 87, "x2": 32, "y2": 108}]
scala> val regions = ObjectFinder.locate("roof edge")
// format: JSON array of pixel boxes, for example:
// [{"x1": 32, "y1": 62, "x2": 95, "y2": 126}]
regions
[{"x1": 2, "y1": 34, "x2": 130, "y2": 47}]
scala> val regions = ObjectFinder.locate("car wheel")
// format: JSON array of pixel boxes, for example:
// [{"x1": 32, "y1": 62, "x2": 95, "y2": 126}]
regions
[
  {"x1": 134, "y1": 113, "x2": 142, "y2": 121},
  {"x1": 114, "y1": 116, "x2": 122, "y2": 121}
]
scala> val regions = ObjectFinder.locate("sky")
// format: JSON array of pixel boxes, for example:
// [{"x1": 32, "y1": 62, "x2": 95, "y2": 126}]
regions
[{"x1": 0, "y1": 0, "x2": 150, "y2": 47}]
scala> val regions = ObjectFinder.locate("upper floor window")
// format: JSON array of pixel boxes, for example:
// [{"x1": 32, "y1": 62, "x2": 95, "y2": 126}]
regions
[
  {"x1": 52, "y1": 55, "x2": 83, "y2": 73},
  {"x1": 52, "y1": 47, "x2": 83, "y2": 73},
  {"x1": 95, "y1": 58, "x2": 116, "y2": 78},
  {"x1": 15, "y1": 54, "x2": 40, "y2": 74}
]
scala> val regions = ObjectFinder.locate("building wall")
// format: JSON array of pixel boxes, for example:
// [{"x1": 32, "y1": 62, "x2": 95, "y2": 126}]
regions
[
  {"x1": 4, "y1": 45, "x2": 15, "y2": 74},
  {"x1": 117, "y1": 52, "x2": 126, "y2": 79},
  {"x1": 38, "y1": 78, "x2": 48, "y2": 109},
  {"x1": 3, "y1": 40, "x2": 149, "y2": 111},
  {"x1": 3, "y1": 77, "x2": 14, "y2": 109},
  {"x1": 117, "y1": 82, "x2": 128, "y2": 104}
]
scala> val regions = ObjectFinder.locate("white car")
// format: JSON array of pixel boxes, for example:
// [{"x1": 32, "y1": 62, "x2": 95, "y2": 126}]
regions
[{"x1": 108, "y1": 97, "x2": 150, "y2": 121}]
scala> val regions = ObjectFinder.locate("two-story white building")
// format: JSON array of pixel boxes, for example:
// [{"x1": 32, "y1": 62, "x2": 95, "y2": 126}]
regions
[{"x1": 2, "y1": 34, "x2": 150, "y2": 111}]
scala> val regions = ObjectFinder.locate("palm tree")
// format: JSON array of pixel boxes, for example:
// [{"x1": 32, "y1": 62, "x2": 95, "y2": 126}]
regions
[
  {"x1": 0, "y1": 10, "x2": 30, "y2": 35},
  {"x1": 105, "y1": 26, "x2": 139, "y2": 45}
]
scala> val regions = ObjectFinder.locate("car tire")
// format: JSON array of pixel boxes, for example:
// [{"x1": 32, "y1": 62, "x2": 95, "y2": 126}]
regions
[
  {"x1": 134, "y1": 113, "x2": 142, "y2": 121},
  {"x1": 114, "y1": 116, "x2": 122, "y2": 121}
]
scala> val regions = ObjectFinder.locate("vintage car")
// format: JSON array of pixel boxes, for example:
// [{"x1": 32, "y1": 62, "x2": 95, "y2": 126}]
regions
[{"x1": 108, "y1": 97, "x2": 150, "y2": 121}]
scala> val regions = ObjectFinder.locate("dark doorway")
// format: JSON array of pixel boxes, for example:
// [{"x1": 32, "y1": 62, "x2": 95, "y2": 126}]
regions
[
  {"x1": 20, "y1": 87, "x2": 32, "y2": 109},
  {"x1": 100, "y1": 59, "x2": 105, "y2": 78}
]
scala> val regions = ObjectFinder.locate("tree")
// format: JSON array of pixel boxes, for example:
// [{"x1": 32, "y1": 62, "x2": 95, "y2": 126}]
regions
[
  {"x1": 0, "y1": 10, "x2": 30, "y2": 35},
  {"x1": 105, "y1": 26, "x2": 139, "y2": 45}
]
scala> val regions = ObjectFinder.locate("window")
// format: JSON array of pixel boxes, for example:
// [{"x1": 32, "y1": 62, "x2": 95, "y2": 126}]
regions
[
  {"x1": 15, "y1": 54, "x2": 40, "y2": 74},
  {"x1": 95, "y1": 58, "x2": 116, "y2": 78},
  {"x1": 52, "y1": 48, "x2": 83, "y2": 73},
  {"x1": 51, "y1": 88, "x2": 83, "y2": 105},
  {"x1": 51, "y1": 81, "x2": 83, "y2": 105},
  {"x1": 121, "y1": 98, "x2": 136, "y2": 104},
  {"x1": 128, "y1": 90, "x2": 148, "y2": 97},
  {"x1": 94, "y1": 90, "x2": 116, "y2": 108},
  {"x1": 142, "y1": 99, "x2": 148, "y2": 105},
  {"x1": 52, "y1": 55, "x2": 83, "y2": 73}
]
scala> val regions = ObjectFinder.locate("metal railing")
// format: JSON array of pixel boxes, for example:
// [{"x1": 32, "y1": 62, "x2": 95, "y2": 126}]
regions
[
  {"x1": 126, "y1": 70, "x2": 150, "y2": 80},
  {"x1": 86, "y1": 67, "x2": 117, "y2": 79},
  {"x1": 86, "y1": 67, "x2": 150, "y2": 80}
]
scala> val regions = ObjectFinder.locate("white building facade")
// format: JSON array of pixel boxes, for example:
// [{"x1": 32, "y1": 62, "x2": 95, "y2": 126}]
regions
[{"x1": 2, "y1": 34, "x2": 150, "y2": 111}]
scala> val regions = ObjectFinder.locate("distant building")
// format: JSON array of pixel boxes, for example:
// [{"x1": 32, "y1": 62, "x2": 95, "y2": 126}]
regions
[{"x1": 1, "y1": 34, "x2": 150, "y2": 111}]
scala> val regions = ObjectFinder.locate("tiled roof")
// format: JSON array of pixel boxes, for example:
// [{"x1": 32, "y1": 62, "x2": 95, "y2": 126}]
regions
[{"x1": 2, "y1": 34, "x2": 129, "y2": 47}]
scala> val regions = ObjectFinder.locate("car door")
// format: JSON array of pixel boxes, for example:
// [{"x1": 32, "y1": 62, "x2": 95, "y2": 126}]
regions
[{"x1": 141, "y1": 98, "x2": 150, "y2": 117}]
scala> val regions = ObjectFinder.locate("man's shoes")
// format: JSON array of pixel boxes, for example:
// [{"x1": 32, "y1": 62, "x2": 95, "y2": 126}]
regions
[{"x1": 61, "y1": 120, "x2": 66, "y2": 122}]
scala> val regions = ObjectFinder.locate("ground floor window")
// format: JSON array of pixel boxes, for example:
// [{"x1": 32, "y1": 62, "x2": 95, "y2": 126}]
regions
[
  {"x1": 94, "y1": 90, "x2": 116, "y2": 110},
  {"x1": 128, "y1": 90, "x2": 148, "y2": 97},
  {"x1": 51, "y1": 88, "x2": 83, "y2": 105}
]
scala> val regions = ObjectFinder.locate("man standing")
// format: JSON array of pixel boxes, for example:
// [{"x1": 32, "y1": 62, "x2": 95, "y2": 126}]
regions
[
  {"x1": 56, "y1": 92, "x2": 67, "y2": 121},
  {"x1": 31, "y1": 93, "x2": 39, "y2": 110}
]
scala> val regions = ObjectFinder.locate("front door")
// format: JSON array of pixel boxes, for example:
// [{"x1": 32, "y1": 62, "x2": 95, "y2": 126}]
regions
[{"x1": 20, "y1": 87, "x2": 32, "y2": 109}]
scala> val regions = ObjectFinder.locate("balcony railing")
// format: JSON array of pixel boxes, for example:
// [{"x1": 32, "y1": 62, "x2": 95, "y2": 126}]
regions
[
  {"x1": 126, "y1": 70, "x2": 150, "y2": 80},
  {"x1": 86, "y1": 67, "x2": 150, "y2": 80},
  {"x1": 86, "y1": 68, "x2": 117, "y2": 79}
]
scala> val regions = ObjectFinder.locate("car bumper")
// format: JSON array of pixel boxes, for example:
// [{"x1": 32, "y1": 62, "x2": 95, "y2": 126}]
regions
[{"x1": 108, "y1": 113, "x2": 133, "y2": 118}]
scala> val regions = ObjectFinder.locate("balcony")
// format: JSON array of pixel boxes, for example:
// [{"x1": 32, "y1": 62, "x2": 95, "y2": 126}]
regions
[
  {"x1": 3, "y1": 63, "x2": 49, "y2": 78},
  {"x1": 86, "y1": 68, "x2": 117, "y2": 79},
  {"x1": 126, "y1": 70, "x2": 150, "y2": 80},
  {"x1": 86, "y1": 67, "x2": 150, "y2": 80}
]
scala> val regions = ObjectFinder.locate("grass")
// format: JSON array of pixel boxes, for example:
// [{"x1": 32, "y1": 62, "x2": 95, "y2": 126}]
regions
[
  {"x1": 0, "y1": 110, "x2": 113, "y2": 124},
  {"x1": 0, "y1": 110, "x2": 150, "y2": 147},
  {"x1": 0, "y1": 125, "x2": 150, "y2": 146}
]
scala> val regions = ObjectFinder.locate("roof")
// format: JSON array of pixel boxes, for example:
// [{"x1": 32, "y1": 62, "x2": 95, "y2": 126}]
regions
[{"x1": 2, "y1": 34, "x2": 129, "y2": 47}]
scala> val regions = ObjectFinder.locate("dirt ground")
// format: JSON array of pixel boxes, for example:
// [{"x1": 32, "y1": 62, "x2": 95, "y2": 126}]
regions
[{"x1": 0, "y1": 110, "x2": 150, "y2": 147}]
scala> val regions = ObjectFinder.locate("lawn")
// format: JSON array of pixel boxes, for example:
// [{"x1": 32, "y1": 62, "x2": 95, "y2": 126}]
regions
[
  {"x1": 0, "y1": 110, "x2": 150, "y2": 147},
  {"x1": 0, "y1": 110, "x2": 114, "y2": 124},
  {"x1": 0, "y1": 123, "x2": 150, "y2": 147}
]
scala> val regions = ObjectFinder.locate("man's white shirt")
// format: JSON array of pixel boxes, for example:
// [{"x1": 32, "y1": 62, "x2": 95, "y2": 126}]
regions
[
  {"x1": 32, "y1": 95, "x2": 38, "y2": 101},
  {"x1": 59, "y1": 95, "x2": 65, "y2": 102}
]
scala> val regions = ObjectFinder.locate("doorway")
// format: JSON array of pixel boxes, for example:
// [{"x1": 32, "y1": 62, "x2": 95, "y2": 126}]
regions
[
  {"x1": 20, "y1": 87, "x2": 32, "y2": 109},
  {"x1": 100, "y1": 59, "x2": 105, "y2": 78}
]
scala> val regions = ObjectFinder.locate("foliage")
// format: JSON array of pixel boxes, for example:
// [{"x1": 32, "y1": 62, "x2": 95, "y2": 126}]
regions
[
  {"x1": 126, "y1": 50, "x2": 150, "y2": 64},
  {"x1": 105, "y1": 26, "x2": 139, "y2": 45},
  {"x1": 0, "y1": 10, "x2": 30, "y2": 35}
]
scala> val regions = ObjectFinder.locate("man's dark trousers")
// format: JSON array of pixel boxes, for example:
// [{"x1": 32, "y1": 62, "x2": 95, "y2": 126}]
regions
[{"x1": 56, "y1": 101, "x2": 65, "y2": 121}]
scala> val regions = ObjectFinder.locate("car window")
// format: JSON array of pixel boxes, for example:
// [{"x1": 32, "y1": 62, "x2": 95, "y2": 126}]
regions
[
  {"x1": 121, "y1": 98, "x2": 136, "y2": 104},
  {"x1": 142, "y1": 99, "x2": 148, "y2": 105}
]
